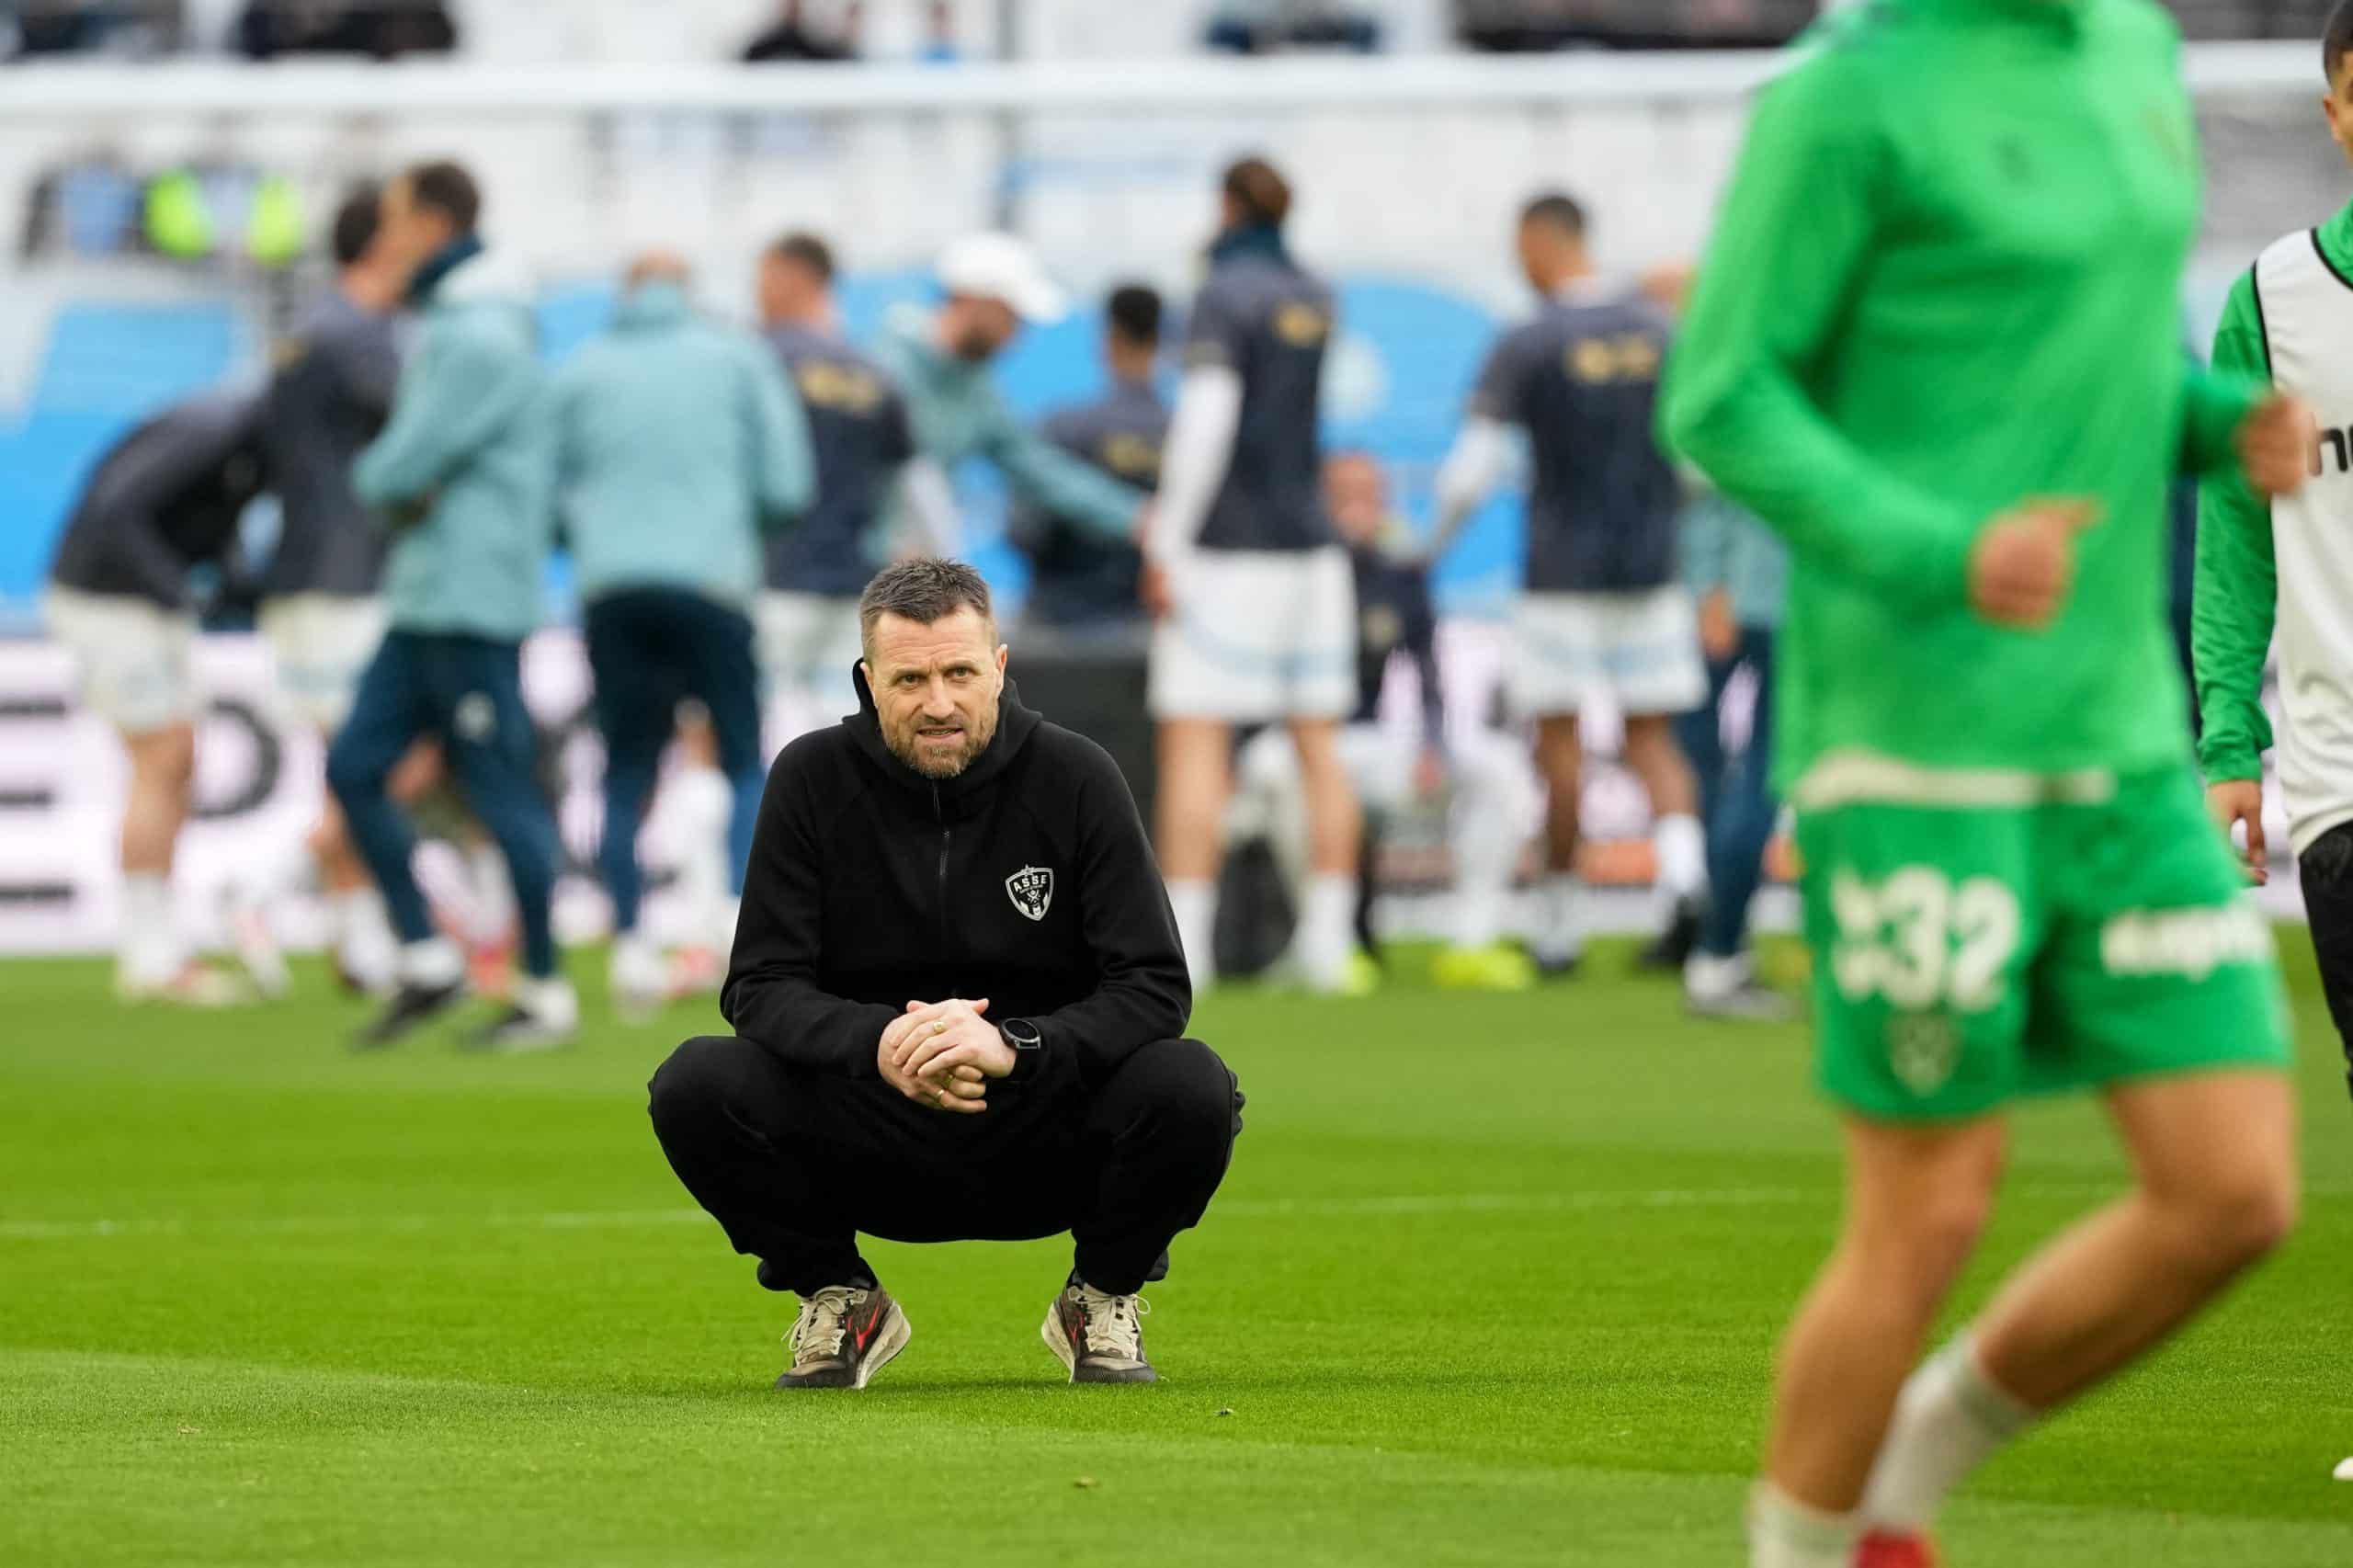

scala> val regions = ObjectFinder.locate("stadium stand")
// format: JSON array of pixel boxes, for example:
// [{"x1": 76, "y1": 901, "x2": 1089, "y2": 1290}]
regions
[
  {"x1": 0, "y1": 4, "x2": 2334, "y2": 632},
  {"x1": 6, "y1": 2, "x2": 2339, "y2": 62}
]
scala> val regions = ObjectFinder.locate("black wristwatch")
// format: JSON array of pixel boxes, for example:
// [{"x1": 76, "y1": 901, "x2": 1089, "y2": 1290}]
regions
[{"x1": 1001, "y1": 1017, "x2": 1043, "y2": 1080}]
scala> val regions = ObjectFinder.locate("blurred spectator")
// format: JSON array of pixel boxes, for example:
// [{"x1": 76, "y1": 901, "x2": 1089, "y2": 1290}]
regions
[
  {"x1": 249, "y1": 184, "x2": 406, "y2": 999},
  {"x1": 1227, "y1": 451, "x2": 1541, "y2": 991},
  {"x1": 870, "y1": 233, "x2": 1148, "y2": 566},
  {"x1": 917, "y1": 0, "x2": 958, "y2": 62},
  {"x1": 1208, "y1": 0, "x2": 1381, "y2": 53},
  {"x1": 741, "y1": 0, "x2": 853, "y2": 62},
  {"x1": 1012, "y1": 283, "x2": 1167, "y2": 638},
  {"x1": 550, "y1": 252, "x2": 813, "y2": 1019},
  {"x1": 1456, "y1": 0, "x2": 1813, "y2": 51},
  {"x1": 6, "y1": 0, "x2": 182, "y2": 57},
  {"x1": 334, "y1": 160, "x2": 574, "y2": 1051},
  {"x1": 236, "y1": 1, "x2": 455, "y2": 60},
  {"x1": 753, "y1": 231, "x2": 939, "y2": 734},
  {"x1": 1675, "y1": 491, "x2": 1790, "y2": 1020}
]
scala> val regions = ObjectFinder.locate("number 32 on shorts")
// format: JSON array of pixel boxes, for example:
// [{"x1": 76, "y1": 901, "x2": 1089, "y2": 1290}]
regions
[{"x1": 1829, "y1": 868, "x2": 2022, "y2": 1014}]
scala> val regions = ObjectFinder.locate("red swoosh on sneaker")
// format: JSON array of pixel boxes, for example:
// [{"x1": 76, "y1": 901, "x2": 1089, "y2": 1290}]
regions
[
  {"x1": 854, "y1": 1303, "x2": 883, "y2": 1353},
  {"x1": 1855, "y1": 1533, "x2": 1939, "y2": 1568}
]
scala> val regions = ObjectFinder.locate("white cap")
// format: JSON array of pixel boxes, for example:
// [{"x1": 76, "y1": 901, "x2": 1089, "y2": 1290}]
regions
[{"x1": 936, "y1": 233, "x2": 1067, "y2": 325}]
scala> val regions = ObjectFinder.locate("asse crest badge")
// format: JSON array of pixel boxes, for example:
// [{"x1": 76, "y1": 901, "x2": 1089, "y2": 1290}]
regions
[{"x1": 1006, "y1": 865, "x2": 1054, "y2": 922}]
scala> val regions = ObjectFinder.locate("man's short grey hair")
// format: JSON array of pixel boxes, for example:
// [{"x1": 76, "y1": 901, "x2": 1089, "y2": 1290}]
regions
[{"x1": 858, "y1": 558, "x2": 996, "y2": 656}]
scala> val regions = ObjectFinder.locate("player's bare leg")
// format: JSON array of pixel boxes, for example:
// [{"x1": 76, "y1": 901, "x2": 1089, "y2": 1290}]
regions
[
  {"x1": 1287, "y1": 716, "x2": 1368, "y2": 994},
  {"x1": 1835, "y1": 1071, "x2": 2296, "y2": 1562},
  {"x1": 1974, "y1": 1071, "x2": 2295, "y2": 1404},
  {"x1": 116, "y1": 721, "x2": 239, "y2": 1003},
  {"x1": 1767, "y1": 1119, "x2": 2006, "y2": 1504},
  {"x1": 1825, "y1": 1070, "x2": 2294, "y2": 1562},
  {"x1": 1155, "y1": 717, "x2": 1233, "y2": 992},
  {"x1": 1530, "y1": 713, "x2": 1586, "y2": 973},
  {"x1": 120, "y1": 722, "x2": 194, "y2": 889}
]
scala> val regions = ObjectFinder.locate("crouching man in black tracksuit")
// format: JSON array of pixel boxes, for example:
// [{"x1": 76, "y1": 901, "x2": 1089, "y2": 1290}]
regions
[{"x1": 649, "y1": 557, "x2": 1241, "y2": 1390}]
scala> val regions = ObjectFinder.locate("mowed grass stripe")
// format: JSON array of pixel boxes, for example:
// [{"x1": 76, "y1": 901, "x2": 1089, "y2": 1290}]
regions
[
  {"x1": 8, "y1": 1350, "x2": 2353, "y2": 1568},
  {"x1": 6, "y1": 938, "x2": 2352, "y2": 1564}
]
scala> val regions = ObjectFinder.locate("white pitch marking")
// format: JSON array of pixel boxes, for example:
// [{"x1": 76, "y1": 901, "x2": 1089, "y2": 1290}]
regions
[
  {"x1": 0, "y1": 1189, "x2": 1817, "y2": 1243},
  {"x1": 17, "y1": 1180, "x2": 2328, "y2": 1244}
]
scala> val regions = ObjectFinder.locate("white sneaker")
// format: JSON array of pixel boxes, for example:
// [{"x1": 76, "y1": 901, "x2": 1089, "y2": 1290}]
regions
[
  {"x1": 116, "y1": 961, "x2": 254, "y2": 1008},
  {"x1": 335, "y1": 932, "x2": 400, "y2": 999},
  {"x1": 1685, "y1": 951, "x2": 1795, "y2": 1022},
  {"x1": 466, "y1": 976, "x2": 578, "y2": 1053},
  {"x1": 1042, "y1": 1281, "x2": 1156, "y2": 1384},
  {"x1": 1297, "y1": 948, "x2": 1380, "y2": 998},
  {"x1": 331, "y1": 889, "x2": 400, "y2": 997},
  {"x1": 777, "y1": 1283, "x2": 911, "y2": 1390},
  {"x1": 665, "y1": 945, "x2": 726, "y2": 1000},
  {"x1": 224, "y1": 891, "x2": 291, "y2": 1001},
  {"x1": 399, "y1": 937, "x2": 468, "y2": 992},
  {"x1": 609, "y1": 937, "x2": 669, "y2": 1024}
]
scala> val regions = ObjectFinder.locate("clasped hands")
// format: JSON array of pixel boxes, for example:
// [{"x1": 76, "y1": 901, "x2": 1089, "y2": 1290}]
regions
[{"x1": 876, "y1": 997, "x2": 1017, "y2": 1115}]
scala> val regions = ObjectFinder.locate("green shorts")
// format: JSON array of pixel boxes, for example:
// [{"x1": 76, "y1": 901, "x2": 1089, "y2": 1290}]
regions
[{"x1": 1795, "y1": 762, "x2": 2290, "y2": 1121}]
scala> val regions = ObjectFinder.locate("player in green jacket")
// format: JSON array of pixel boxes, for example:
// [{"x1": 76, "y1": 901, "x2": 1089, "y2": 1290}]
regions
[{"x1": 1660, "y1": 4, "x2": 2313, "y2": 1565}]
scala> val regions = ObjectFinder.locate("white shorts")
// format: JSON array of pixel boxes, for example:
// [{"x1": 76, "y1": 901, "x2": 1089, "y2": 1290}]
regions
[
  {"x1": 1148, "y1": 547, "x2": 1356, "y2": 723},
  {"x1": 1233, "y1": 722, "x2": 1537, "y2": 829},
  {"x1": 45, "y1": 586, "x2": 198, "y2": 733},
  {"x1": 259, "y1": 593, "x2": 388, "y2": 732},
  {"x1": 1508, "y1": 586, "x2": 1708, "y2": 721},
  {"x1": 757, "y1": 592, "x2": 865, "y2": 713}
]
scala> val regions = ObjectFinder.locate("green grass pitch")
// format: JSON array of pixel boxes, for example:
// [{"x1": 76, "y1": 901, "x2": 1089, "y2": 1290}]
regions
[{"x1": 6, "y1": 937, "x2": 2350, "y2": 1566}]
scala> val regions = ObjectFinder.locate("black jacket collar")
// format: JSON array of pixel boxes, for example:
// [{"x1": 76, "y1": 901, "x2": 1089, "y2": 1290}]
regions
[{"x1": 845, "y1": 663, "x2": 1042, "y2": 817}]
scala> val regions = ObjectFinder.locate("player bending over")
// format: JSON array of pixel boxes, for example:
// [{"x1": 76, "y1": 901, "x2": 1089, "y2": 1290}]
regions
[
  {"x1": 1663, "y1": 3, "x2": 2312, "y2": 1565},
  {"x1": 45, "y1": 392, "x2": 269, "y2": 1004}
]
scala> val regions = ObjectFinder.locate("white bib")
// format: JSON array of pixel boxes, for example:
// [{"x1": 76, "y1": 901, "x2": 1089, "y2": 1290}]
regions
[{"x1": 2253, "y1": 229, "x2": 2353, "y2": 853}]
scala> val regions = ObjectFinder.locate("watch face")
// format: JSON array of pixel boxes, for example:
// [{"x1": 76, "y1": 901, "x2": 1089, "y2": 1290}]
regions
[{"x1": 1007, "y1": 1021, "x2": 1040, "y2": 1048}]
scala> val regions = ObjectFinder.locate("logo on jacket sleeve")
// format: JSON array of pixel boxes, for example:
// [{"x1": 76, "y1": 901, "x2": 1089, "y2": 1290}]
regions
[{"x1": 1005, "y1": 865, "x2": 1054, "y2": 921}]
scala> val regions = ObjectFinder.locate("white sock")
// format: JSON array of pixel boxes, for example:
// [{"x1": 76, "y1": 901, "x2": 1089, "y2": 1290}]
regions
[
  {"x1": 1298, "y1": 873, "x2": 1358, "y2": 988},
  {"x1": 398, "y1": 935, "x2": 465, "y2": 990},
  {"x1": 611, "y1": 932, "x2": 664, "y2": 990},
  {"x1": 1449, "y1": 888, "x2": 1506, "y2": 953},
  {"x1": 118, "y1": 871, "x2": 183, "y2": 986},
  {"x1": 667, "y1": 765, "x2": 733, "y2": 835},
  {"x1": 465, "y1": 841, "x2": 516, "y2": 947},
  {"x1": 1654, "y1": 811, "x2": 1707, "y2": 903},
  {"x1": 333, "y1": 887, "x2": 399, "y2": 992},
  {"x1": 666, "y1": 766, "x2": 733, "y2": 943},
  {"x1": 1861, "y1": 1333, "x2": 2038, "y2": 1534},
  {"x1": 1448, "y1": 779, "x2": 1520, "y2": 951},
  {"x1": 1531, "y1": 873, "x2": 1586, "y2": 966},
  {"x1": 1166, "y1": 878, "x2": 1218, "y2": 991},
  {"x1": 1748, "y1": 1481, "x2": 1860, "y2": 1568}
]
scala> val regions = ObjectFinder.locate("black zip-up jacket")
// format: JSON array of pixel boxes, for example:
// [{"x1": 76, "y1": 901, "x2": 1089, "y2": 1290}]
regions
[{"x1": 722, "y1": 669, "x2": 1191, "y2": 1094}]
